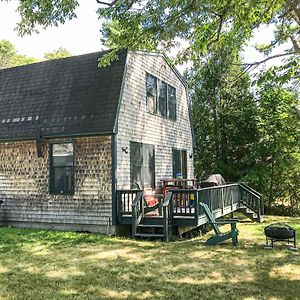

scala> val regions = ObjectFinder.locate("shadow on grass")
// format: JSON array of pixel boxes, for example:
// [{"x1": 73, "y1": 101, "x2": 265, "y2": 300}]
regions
[{"x1": 0, "y1": 218, "x2": 299, "y2": 299}]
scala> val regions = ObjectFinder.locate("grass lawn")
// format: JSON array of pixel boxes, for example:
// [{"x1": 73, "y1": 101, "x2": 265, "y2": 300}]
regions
[{"x1": 0, "y1": 216, "x2": 299, "y2": 300}]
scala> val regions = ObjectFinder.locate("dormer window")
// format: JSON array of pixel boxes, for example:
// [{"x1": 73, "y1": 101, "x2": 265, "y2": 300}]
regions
[{"x1": 146, "y1": 73, "x2": 176, "y2": 121}]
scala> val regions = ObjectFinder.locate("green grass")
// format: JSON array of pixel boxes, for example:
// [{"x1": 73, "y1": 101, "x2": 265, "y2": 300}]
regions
[{"x1": 0, "y1": 216, "x2": 299, "y2": 300}]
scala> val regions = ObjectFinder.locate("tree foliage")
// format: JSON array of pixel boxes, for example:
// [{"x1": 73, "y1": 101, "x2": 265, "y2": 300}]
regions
[
  {"x1": 4, "y1": 0, "x2": 299, "y2": 70},
  {"x1": 0, "y1": 39, "x2": 36, "y2": 69},
  {"x1": 190, "y1": 49, "x2": 258, "y2": 182},
  {"x1": 254, "y1": 84, "x2": 300, "y2": 208},
  {"x1": 44, "y1": 47, "x2": 72, "y2": 60},
  {"x1": 191, "y1": 49, "x2": 300, "y2": 210},
  {"x1": 15, "y1": 0, "x2": 79, "y2": 36}
]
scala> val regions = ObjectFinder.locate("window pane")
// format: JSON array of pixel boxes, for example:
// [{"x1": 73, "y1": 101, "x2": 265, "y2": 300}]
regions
[
  {"x1": 53, "y1": 143, "x2": 73, "y2": 156},
  {"x1": 53, "y1": 155, "x2": 73, "y2": 167},
  {"x1": 52, "y1": 143, "x2": 74, "y2": 167},
  {"x1": 130, "y1": 142, "x2": 143, "y2": 187},
  {"x1": 147, "y1": 95, "x2": 157, "y2": 114},
  {"x1": 181, "y1": 150, "x2": 187, "y2": 179},
  {"x1": 146, "y1": 74, "x2": 156, "y2": 96},
  {"x1": 50, "y1": 143, "x2": 74, "y2": 194},
  {"x1": 158, "y1": 80, "x2": 167, "y2": 117},
  {"x1": 52, "y1": 167, "x2": 74, "y2": 194},
  {"x1": 143, "y1": 144, "x2": 155, "y2": 188},
  {"x1": 146, "y1": 74, "x2": 157, "y2": 113},
  {"x1": 168, "y1": 85, "x2": 176, "y2": 120},
  {"x1": 172, "y1": 149, "x2": 181, "y2": 178},
  {"x1": 130, "y1": 142, "x2": 155, "y2": 189}
]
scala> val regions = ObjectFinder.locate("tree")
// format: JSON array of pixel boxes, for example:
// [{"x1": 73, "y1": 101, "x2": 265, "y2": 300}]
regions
[
  {"x1": 44, "y1": 47, "x2": 72, "y2": 60},
  {"x1": 0, "y1": 39, "x2": 36, "y2": 69},
  {"x1": 6, "y1": 1, "x2": 298, "y2": 71},
  {"x1": 190, "y1": 49, "x2": 258, "y2": 182},
  {"x1": 0, "y1": 39, "x2": 15, "y2": 69},
  {"x1": 253, "y1": 84, "x2": 300, "y2": 209}
]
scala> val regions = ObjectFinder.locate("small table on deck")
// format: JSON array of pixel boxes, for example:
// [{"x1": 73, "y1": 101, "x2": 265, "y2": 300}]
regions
[{"x1": 161, "y1": 178, "x2": 196, "y2": 197}]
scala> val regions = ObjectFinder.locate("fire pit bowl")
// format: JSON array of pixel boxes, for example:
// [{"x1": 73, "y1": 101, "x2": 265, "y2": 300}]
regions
[
  {"x1": 264, "y1": 223, "x2": 297, "y2": 250},
  {"x1": 265, "y1": 223, "x2": 295, "y2": 239}
]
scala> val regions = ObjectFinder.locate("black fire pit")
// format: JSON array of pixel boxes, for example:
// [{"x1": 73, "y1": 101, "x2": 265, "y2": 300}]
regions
[{"x1": 264, "y1": 223, "x2": 297, "y2": 250}]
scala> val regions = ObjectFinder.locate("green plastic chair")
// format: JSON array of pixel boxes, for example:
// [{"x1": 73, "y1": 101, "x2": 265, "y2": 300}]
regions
[{"x1": 199, "y1": 202, "x2": 239, "y2": 246}]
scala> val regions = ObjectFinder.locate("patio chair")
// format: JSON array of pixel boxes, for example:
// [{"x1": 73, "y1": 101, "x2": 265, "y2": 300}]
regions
[
  {"x1": 132, "y1": 181, "x2": 161, "y2": 213},
  {"x1": 199, "y1": 202, "x2": 239, "y2": 246}
]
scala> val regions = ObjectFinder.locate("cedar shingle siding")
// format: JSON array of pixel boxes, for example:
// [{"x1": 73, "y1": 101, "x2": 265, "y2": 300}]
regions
[
  {"x1": 116, "y1": 52, "x2": 194, "y2": 189},
  {"x1": 0, "y1": 136, "x2": 113, "y2": 233}
]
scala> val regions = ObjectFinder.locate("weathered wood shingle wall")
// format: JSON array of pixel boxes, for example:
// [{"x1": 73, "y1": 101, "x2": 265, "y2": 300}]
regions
[
  {"x1": 116, "y1": 52, "x2": 194, "y2": 189},
  {"x1": 0, "y1": 136, "x2": 113, "y2": 233}
]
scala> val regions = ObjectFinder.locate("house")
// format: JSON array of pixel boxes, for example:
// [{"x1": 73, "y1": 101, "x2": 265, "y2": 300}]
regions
[{"x1": 0, "y1": 50, "x2": 194, "y2": 235}]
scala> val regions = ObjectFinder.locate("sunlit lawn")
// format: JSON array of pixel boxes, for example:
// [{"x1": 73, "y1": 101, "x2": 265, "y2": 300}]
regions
[{"x1": 0, "y1": 216, "x2": 299, "y2": 300}]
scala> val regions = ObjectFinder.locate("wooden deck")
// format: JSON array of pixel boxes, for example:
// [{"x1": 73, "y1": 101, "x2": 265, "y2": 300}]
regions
[{"x1": 116, "y1": 183, "x2": 263, "y2": 240}]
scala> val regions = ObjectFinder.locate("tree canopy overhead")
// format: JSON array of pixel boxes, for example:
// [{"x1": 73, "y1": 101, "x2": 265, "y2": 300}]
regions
[{"x1": 9, "y1": 1, "x2": 299, "y2": 67}]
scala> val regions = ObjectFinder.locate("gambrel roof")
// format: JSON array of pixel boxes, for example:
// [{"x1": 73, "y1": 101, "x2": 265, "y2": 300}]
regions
[{"x1": 0, "y1": 50, "x2": 127, "y2": 141}]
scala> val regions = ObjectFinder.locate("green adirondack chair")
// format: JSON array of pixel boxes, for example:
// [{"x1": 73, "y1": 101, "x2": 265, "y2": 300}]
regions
[{"x1": 199, "y1": 202, "x2": 239, "y2": 246}]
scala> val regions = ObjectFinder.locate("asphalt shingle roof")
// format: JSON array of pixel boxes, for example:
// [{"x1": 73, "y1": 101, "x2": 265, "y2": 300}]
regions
[{"x1": 0, "y1": 50, "x2": 127, "y2": 141}]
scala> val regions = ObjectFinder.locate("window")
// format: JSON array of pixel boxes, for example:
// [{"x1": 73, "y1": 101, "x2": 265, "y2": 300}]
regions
[
  {"x1": 146, "y1": 74, "x2": 157, "y2": 114},
  {"x1": 158, "y1": 80, "x2": 167, "y2": 117},
  {"x1": 50, "y1": 143, "x2": 74, "y2": 195},
  {"x1": 146, "y1": 73, "x2": 176, "y2": 120},
  {"x1": 130, "y1": 142, "x2": 155, "y2": 189},
  {"x1": 172, "y1": 149, "x2": 187, "y2": 179},
  {"x1": 168, "y1": 85, "x2": 176, "y2": 121}
]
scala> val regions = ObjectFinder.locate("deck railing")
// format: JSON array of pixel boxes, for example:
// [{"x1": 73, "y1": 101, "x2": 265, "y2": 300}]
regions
[
  {"x1": 116, "y1": 183, "x2": 263, "y2": 226},
  {"x1": 198, "y1": 183, "x2": 240, "y2": 214},
  {"x1": 131, "y1": 191, "x2": 144, "y2": 237},
  {"x1": 162, "y1": 192, "x2": 174, "y2": 241},
  {"x1": 116, "y1": 189, "x2": 142, "y2": 222}
]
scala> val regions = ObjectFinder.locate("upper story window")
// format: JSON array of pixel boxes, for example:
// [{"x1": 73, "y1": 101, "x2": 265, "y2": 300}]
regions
[
  {"x1": 146, "y1": 74, "x2": 157, "y2": 114},
  {"x1": 146, "y1": 73, "x2": 176, "y2": 121},
  {"x1": 50, "y1": 142, "x2": 74, "y2": 195}
]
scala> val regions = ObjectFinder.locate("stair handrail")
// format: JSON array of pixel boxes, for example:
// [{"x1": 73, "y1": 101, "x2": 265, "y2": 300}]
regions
[
  {"x1": 239, "y1": 183, "x2": 264, "y2": 221},
  {"x1": 162, "y1": 191, "x2": 174, "y2": 241},
  {"x1": 199, "y1": 183, "x2": 239, "y2": 191},
  {"x1": 131, "y1": 191, "x2": 144, "y2": 238},
  {"x1": 239, "y1": 182, "x2": 262, "y2": 198}
]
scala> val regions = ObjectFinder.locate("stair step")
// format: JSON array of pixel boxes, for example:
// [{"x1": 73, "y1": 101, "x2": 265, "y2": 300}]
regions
[
  {"x1": 143, "y1": 215, "x2": 163, "y2": 219},
  {"x1": 134, "y1": 233, "x2": 164, "y2": 238},
  {"x1": 137, "y1": 224, "x2": 163, "y2": 228},
  {"x1": 140, "y1": 216, "x2": 164, "y2": 226}
]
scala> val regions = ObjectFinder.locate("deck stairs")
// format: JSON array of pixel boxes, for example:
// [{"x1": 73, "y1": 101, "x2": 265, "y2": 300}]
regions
[
  {"x1": 134, "y1": 216, "x2": 166, "y2": 239},
  {"x1": 238, "y1": 207, "x2": 262, "y2": 222},
  {"x1": 238, "y1": 183, "x2": 264, "y2": 223},
  {"x1": 117, "y1": 183, "x2": 264, "y2": 241}
]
